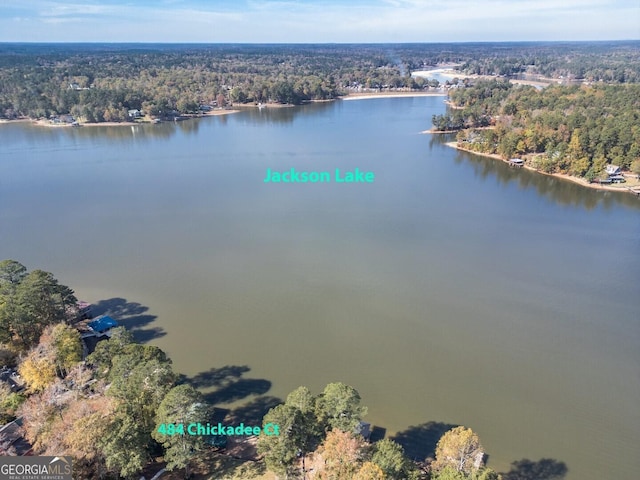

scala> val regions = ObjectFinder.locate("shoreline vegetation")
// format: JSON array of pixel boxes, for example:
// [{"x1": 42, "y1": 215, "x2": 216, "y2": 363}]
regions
[
  {"x1": 0, "y1": 91, "x2": 446, "y2": 128},
  {"x1": 0, "y1": 91, "x2": 448, "y2": 127},
  {"x1": 0, "y1": 108, "x2": 241, "y2": 128},
  {"x1": 342, "y1": 91, "x2": 446, "y2": 100},
  {"x1": 443, "y1": 141, "x2": 640, "y2": 194},
  {"x1": 429, "y1": 78, "x2": 640, "y2": 197}
]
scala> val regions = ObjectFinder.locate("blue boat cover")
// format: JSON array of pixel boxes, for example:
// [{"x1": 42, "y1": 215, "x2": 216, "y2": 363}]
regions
[{"x1": 88, "y1": 315, "x2": 118, "y2": 333}]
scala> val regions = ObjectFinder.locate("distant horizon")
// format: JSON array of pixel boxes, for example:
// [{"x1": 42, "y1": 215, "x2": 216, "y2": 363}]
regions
[
  {"x1": 1, "y1": 1, "x2": 638, "y2": 43},
  {"x1": 2, "y1": 39, "x2": 639, "y2": 46}
]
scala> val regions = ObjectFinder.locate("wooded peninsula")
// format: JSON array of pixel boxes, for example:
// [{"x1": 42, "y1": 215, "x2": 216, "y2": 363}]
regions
[{"x1": 432, "y1": 80, "x2": 640, "y2": 183}]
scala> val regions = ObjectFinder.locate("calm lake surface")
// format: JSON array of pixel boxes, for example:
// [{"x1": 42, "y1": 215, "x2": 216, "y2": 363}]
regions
[{"x1": 1, "y1": 97, "x2": 639, "y2": 479}]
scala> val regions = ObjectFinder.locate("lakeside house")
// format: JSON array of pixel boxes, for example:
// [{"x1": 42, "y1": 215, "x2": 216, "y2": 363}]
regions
[
  {"x1": 605, "y1": 164, "x2": 621, "y2": 176},
  {"x1": 50, "y1": 114, "x2": 76, "y2": 125},
  {"x1": 610, "y1": 175, "x2": 626, "y2": 183},
  {"x1": 605, "y1": 164, "x2": 626, "y2": 183},
  {"x1": 594, "y1": 177, "x2": 613, "y2": 184},
  {"x1": 88, "y1": 315, "x2": 118, "y2": 334},
  {"x1": 74, "y1": 314, "x2": 119, "y2": 358},
  {"x1": 128, "y1": 109, "x2": 142, "y2": 119}
]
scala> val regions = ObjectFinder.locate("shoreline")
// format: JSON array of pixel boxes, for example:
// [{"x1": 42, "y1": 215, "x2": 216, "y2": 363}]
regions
[
  {"x1": 0, "y1": 93, "x2": 450, "y2": 128},
  {"x1": 178, "y1": 109, "x2": 241, "y2": 118},
  {"x1": 34, "y1": 119, "x2": 138, "y2": 128},
  {"x1": 445, "y1": 142, "x2": 640, "y2": 196},
  {"x1": 421, "y1": 128, "x2": 458, "y2": 134},
  {"x1": 423, "y1": 125, "x2": 494, "y2": 134},
  {"x1": 342, "y1": 91, "x2": 446, "y2": 101},
  {"x1": 443, "y1": 100, "x2": 463, "y2": 109},
  {"x1": 1, "y1": 109, "x2": 240, "y2": 128},
  {"x1": 231, "y1": 102, "x2": 294, "y2": 109}
]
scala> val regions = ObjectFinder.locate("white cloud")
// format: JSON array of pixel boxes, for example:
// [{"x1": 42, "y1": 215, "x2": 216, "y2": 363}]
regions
[
  {"x1": 0, "y1": 0, "x2": 637, "y2": 42},
  {"x1": 41, "y1": 17, "x2": 87, "y2": 24},
  {"x1": 40, "y1": 3, "x2": 116, "y2": 17}
]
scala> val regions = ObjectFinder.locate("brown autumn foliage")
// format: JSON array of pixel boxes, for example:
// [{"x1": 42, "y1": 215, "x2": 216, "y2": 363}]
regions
[
  {"x1": 354, "y1": 461, "x2": 387, "y2": 480},
  {"x1": 310, "y1": 430, "x2": 369, "y2": 479},
  {"x1": 19, "y1": 377, "x2": 115, "y2": 478}
]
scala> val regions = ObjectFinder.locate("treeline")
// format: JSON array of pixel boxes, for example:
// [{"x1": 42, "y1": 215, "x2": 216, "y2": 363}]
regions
[
  {"x1": 431, "y1": 80, "x2": 511, "y2": 130},
  {"x1": 257, "y1": 384, "x2": 501, "y2": 480},
  {"x1": 1, "y1": 260, "x2": 506, "y2": 479},
  {"x1": 256, "y1": 382, "x2": 407, "y2": 479},
  {"x1": 1, "y1": 42, "x2": 639, "y2": 122},
  {"x1": 0, "y1": 261, "x2": 194, "y2": 477},
  {"x1": 0, "y1": 44, "x2": 424, "y2": 121},
  {"x1": 0, "y1": 260, "x2": 77, "y2": 349},
  {"x1": 434, "y1": 80, "x2": 640, "y2": 179},
  {"x1": 452, "y1": 41, "x2": 640, "y2": 83}
]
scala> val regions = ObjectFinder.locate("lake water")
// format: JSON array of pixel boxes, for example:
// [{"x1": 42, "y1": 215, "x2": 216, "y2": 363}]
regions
[{"x1": 1, "y1": 97, "x2": 638, "y2": 480}]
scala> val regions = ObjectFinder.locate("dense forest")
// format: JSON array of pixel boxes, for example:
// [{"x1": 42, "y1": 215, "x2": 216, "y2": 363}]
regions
[
  {"x1": 432, "y1": 80, "x2": 640, "y2": 180},
  {"x1": 453, "y1": 42, "x2": 640, "y2": 82},
  {"x1": 0, "y1": 44, "x2": 425, "y2": 122},
  {"x1": 0, "y1": 42, "x2": 639, "y2": 122},
  {"x1": 1, "y1": 260, "x2": 553, "y2": 479}
]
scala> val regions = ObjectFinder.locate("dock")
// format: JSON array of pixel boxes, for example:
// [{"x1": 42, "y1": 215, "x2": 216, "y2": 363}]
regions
[{"x1": 627, "y1": 188, "x2": 640, "y2": 197}]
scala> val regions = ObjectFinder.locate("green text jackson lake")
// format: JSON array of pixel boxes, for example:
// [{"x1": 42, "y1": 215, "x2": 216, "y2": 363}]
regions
[{"x1": 263, "y1": 167, "x2": 375, "y2": 183}]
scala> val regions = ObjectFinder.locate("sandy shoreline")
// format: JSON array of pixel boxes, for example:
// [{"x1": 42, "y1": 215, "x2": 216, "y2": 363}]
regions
[
  {"x1": 445, "y1": 142, "x2": 640, "y2": 195},
  {"x1": 0, "y1": 118, "x2": 32, "y2": 124},
  {"x1": 342, "y1": 92, "x2": 446, "y2": 101},
  {"x1": 231, "y1": 102, "x2": 295, "y2": 108},
  {"x1": 180, "y1": 109, "x2": 240, "y2": 117},
  {"x1": 421, "y1": 128, "x2": 458, "y2": 134},
  {"x1": 34, "y1": 119, "x2": 140, "y2": 128}
]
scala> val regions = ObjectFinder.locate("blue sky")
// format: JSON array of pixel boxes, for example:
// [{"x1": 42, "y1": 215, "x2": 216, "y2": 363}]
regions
[{"x1": 0, "y1": 1, "x2": 638, "y2": 43}]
